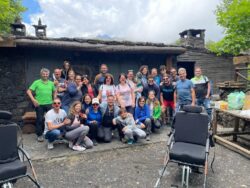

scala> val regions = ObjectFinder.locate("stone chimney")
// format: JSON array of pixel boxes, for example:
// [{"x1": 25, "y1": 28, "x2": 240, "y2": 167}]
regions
[
  {"x1": 33, "y1": 18, "x2": 47, "y2": 38},
  {"x1": 10, "y1": 17, "x2": 26, "y2": 36},
  {"x1": 179, "y1": 29, "x2": 205, "y2": 49}
]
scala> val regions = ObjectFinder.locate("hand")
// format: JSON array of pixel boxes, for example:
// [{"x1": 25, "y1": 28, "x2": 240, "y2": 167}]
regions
[
  {"x1": 54, "y1": 80, "x2": 59, "y2": 86},
  {"x1": 132, "y1": 102, "x2": 135, "y2": 108},
  {"x1": 135, "y1": 119, "x2": 139, "y2": 124},
  {"x1": 79, "y1": 113, "x2": 87, "y2": 119},
  {"x1": 122, "y1": 126, "x2": 127, "y2": 132},
  {"x1": 205, "y1": 95, "x2": 209, "y2": 99},
  {"x1": 191, "y1": 102, "x2": 195, "y2": 106},
  {"x1": 32, "y1": 99, "x2": 39, "y2": 107},
  {"x1": 140, "y1": 123, "x2": 146, "y2": 129},
  {"x1": 63, "y1": 118, "x2": 71, "y2": 125}
]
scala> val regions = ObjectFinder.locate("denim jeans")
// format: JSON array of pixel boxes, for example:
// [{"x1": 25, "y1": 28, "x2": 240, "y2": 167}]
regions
[
  {"x1": 35, "y1": 104, "x2": 52, "y2": 136},
  {"x1": 45, "y1": 129, "x2": 62, "y2": 143},
  {"x1": 196, "y1": 98, "x2": 212, "y2": 122}
]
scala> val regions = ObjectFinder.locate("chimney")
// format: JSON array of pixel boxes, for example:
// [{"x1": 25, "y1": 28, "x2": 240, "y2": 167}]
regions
[
  {"x1": 179, "y1": 29, "x2": 205, "y2": 49},
  {"x1": 10, "y1": 17, "x2": 26, "y2": 36},
  {"x1": 33, "y1": 18, "x2": 47, "y2": 38}
]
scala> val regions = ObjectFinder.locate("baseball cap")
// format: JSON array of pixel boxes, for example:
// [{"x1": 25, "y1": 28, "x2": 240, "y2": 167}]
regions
[{"x1": 92, "y1": 98, "x2": 100, "y2": 104}]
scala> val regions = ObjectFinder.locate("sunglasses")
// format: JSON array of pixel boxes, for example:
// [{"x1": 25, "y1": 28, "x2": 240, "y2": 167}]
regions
[
  {"x1": 93, "y1": 103, "x2": 99, "y2": 106},
  {"x1": 53, "y1": 102, "x2": 61, "y2": 105}
]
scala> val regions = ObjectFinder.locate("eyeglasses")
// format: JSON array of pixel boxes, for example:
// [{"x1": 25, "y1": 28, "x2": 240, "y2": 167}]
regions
[
  {"x1": 163, "y1": 78, "x2": 169, "y2": 80},
  {"x1": 93, "y1": 103, "x2": 99, "y2": 106},
  {"x1": 139, "y1": 101, "x2": 145, "y2": 103},
  {"x1": 53, "y1": 102, "x2": 61, "y2": 105},
  {"x1": 148, "y1": 80, "x2": 154, "y2": 82}
]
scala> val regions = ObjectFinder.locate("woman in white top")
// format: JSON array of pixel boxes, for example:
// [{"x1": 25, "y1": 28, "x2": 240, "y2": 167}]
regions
[
  {"x1": 116, "y1": 73, "x2": 135, "y2": 115},
  {"x1": 97, "y1": 74, "x2": 116, "y2": 103}
]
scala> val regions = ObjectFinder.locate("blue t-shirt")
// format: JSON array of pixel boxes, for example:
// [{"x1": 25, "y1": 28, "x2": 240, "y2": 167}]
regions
[{"x1": 176, "y1": 79, "x2": 194, "y2": 104}]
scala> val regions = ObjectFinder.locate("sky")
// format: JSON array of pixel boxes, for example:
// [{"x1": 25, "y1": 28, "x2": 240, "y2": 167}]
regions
[{"x1": 22, "y1": 0, "x2": 224, "y2": 44}]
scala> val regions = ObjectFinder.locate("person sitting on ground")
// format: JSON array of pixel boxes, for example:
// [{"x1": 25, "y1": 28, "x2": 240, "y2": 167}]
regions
[
  {"x1": 191, "y1": 66, "x2": 212, "y2": 121},
  {"x1": 151, "y1": 68, "x2": 161, "y2": 86},
  {"x1": 142, "y1": 74, "x2": 160, "y2": 100},
  {"x1": 113, "y1": 108, "x2": 146, "y2": 144},
  {"x1": 52, "y1": 68, "x2": 67, "y2": 100},
  {"x1": 97, "y1": 74, "x2": 116, "y2": 104},
  {"x1": 86, "y1": 98, "x2": 102, "y2": 145},
  {"x1": 134, "y1": 96, "x2": 152, "y2": 141},
  {"x1": 65, "y1": 101, "x2": 93, "y2": 151},
  {"x1": 116, "y1": 73, "x2": 135, "y2": 115},
  {"x1": 61, "y1": 60, "x2": 73, "y2": 80},
  {"x1": 81, "y1": 75, "x2": 98, "y2": 98},
  {"x1": 146, "y1": 90, "x2": 162, "y2": 132},
  {"x1": 99, "y1": 95, "x2": 120, "y2": 142},
  {"x1": 61, "y1": 72, "x2": 83, "y2": 114},
  {"x1": 94, "y1": 64, "x2": 109, "y2": 90},
  {"x1": 160, "y1": 74, "x2": 175, "y2": 125},
  {"x1": 174, "y1": 68, "x2": 195, "y2": 112},
  {"x1": 44, "y1": 98, "x2": 69, "y2": 150},
  {"x1": 26, "y1": 68, "x2": 56, "y2": 142},
  {"x1": 82, "y1": 94, "x2": 92, "y2": 113}
]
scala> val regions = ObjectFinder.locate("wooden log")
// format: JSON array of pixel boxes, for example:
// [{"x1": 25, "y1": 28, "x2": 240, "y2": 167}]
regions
[
  {"x1": 217, "y1": 131, "x2": 250, "y2": 137},
  {"x1": 214, "y1": 135, "x2": 250, "y2": 159}
]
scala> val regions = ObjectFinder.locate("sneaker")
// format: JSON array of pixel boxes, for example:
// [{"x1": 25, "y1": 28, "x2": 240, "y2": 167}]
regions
[
  {"x1": 37, "y1": 136, "x2": 44, "y2": 142},
  {"x1": 47, "y1": 142, "x2": 54, "y2": 150},
  {"x1": 68, "y1": 141, "x2": 73, "y2": 149},
  {"x1": 127, "y1": 139, "x2": 134, "y2": 145},
  {"x1": 92, "y1": 139, "x2": 98, "y2": 146},
  {"x1": 72, "y1": 145, "x2": 86, "y2": 151},
  {"x1": 146, "y1": 135, "x2": 151, "y2": 141},
  {"x1": 121, "y1": 137, "x2": 127, "y2": 143}
]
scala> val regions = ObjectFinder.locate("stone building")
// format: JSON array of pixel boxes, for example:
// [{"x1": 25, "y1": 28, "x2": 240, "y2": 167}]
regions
[{"x1": 0, "y1": 21, "x2": 234, "y2": 121}]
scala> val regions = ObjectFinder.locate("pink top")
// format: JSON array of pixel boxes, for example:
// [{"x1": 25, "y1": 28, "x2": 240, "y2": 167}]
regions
[{"x1": 116, "y1": 84, "x2": 133, "y2": 107}]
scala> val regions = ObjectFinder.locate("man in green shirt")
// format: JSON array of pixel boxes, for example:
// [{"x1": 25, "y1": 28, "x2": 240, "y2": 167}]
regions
[{"x1": 27, "y1": 68, "x2": 56, "y2": 142}]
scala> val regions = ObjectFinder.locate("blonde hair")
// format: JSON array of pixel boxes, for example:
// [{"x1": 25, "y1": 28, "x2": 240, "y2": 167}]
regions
[
  {"x1": 147, "y1": 91, "x2": 160, "y2": 108},
  {"x1": 69, "y1": 101, "x2": 82, "y2": 115}
]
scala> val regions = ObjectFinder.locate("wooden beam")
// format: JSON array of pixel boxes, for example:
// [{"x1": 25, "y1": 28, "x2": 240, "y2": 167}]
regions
[
  {"x1": 214, "y1": 135, "x2": 250, "y2": 159},
  {"x1": 165, "y1": 56, "x2": 173, "y2": 72},
  {"x1": 233, "y1": 55, "x2": 250, "y2": 65}
]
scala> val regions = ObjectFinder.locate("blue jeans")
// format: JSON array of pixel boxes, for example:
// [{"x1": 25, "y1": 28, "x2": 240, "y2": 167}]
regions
[
  {"x1": 196, "y1": 98, "x2": 211, "y2": 121},
  {"x1": 45, "y1": 129, "x2": 62, "y2": 143}
]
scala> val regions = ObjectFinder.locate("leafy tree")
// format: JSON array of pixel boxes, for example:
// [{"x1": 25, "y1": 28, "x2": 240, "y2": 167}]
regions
[
  {"x1": 208, "y1": 0, "x2": 250, "y2": 55},
  {"x1": 0, "y1": 0, "x2": 26, "y2": 34}
]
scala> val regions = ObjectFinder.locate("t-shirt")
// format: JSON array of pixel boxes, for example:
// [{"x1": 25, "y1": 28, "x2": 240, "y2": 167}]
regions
[
  {"x1": 29, "y1": 79, "x2": 55, "y2": 105},
  {"x1": 176, "y1": 79, "x2": 194, "y2": 104},
  {"x1": 191, "y1": 76, "x2": 209, "y2": 99},
  {"x1": 44, "y1": 109, "x2": 67, "y2": 134},
  {"x1": 160, "y1": 84, "x2": 174, "y2": 101},
  {"x1": 116, "y1": 84, "x2": 133, "y2": 107},
  {"x1": 100, "y1": 84, "x2": 116, "y2": 103}
]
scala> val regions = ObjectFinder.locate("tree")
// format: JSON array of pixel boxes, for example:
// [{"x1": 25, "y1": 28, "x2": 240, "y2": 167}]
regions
[
  {"x1": 208, "y1": 0, "x2": 250, "y2": 55},
  {"x1": 0, "y1": 0, "x2": 26, "y2": 34}
]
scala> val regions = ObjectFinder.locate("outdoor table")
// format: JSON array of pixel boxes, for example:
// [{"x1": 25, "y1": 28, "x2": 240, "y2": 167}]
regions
[{"x1": 212, "y1": 108, "x2": 250, "y2": 158}]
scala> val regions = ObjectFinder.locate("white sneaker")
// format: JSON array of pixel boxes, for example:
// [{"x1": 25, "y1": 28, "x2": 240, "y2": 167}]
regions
[
  {"x1": 72, "y1": 145, "x2": 86, "y2": 151},
  {"x1": 37, "y1": 136, "x2": 44, "y2": 142},
  {"x1": 47, "y1": 142, "x2": 54, "y2": 150},
  {"x1": 68, "y1": 141, "x2": 73, "y2": 149}
]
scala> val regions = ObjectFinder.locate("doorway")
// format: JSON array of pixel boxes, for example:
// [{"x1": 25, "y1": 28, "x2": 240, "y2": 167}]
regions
[{"x1": 177, "y1": 61, "x2": 195, "y2": 79}]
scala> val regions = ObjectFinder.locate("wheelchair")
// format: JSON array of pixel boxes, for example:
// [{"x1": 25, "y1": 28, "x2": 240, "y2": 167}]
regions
[
  {"x1": 0, "y1": 111, "x2": 41, "y2": 188},
  {"x1": 155, "y1": 105, "x2": 214, "y2": 188}
]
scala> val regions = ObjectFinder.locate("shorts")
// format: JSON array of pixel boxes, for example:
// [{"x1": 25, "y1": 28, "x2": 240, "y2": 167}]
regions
[{"x1": 163, "y1": 100, "x2": 174, "y2": 109}]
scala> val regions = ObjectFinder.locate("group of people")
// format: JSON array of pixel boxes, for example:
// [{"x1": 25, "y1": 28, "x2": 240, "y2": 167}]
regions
[{"x1": 27, "y1": 61, "x2": 211, "y2": 151}]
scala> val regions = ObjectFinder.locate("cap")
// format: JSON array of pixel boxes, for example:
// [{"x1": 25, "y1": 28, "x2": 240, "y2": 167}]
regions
[{"x1": 92, "y1": 98, "x2": 100, "y2": 104}]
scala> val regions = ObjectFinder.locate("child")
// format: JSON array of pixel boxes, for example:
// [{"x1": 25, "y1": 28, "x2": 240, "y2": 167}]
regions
[{"x1": 113, "y1": 108, "x2": 146, "y2": 144}]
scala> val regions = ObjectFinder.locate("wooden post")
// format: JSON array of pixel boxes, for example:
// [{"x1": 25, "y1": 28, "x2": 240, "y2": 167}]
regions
[
  {"x1": 166, "y1": 56, "x2": 173, "y2": 73},
  {"x1": 212, "y1": 110, "x2": 218, "y2": 135},
  {"x1": 233, "y1": 117, "x2": 240, "y2": 142}
]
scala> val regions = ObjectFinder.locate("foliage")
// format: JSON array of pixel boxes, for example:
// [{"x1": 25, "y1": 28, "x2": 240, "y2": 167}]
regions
[
  {"x1": 208, "y1": 0, "x2": 250, "y2": 55},
  {"x1": 0, "y1": 0, "x2": 26, "y2": 34}
]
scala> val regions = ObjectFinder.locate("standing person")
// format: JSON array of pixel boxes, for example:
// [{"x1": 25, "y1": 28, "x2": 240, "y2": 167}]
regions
[
  {"x1": 65, "y1": 101, "x2": 93, "y2": 151},
  {"x1": 81, "y1": 75, "x2": 98, "y2": 98},
  {"x1": 146, "y1": 91, "x2": 162, "y2": 132},
  {"x1": 94, "y1": 64, "x2": 109, "y2": 89},
  {"x1": 27, "y1": 68, "x2": 56, "y2": 142},
  {"x1": 113, "y1": 108, "x2": 146, "y2": 144},
  {"x1": 44, "y1": 98, "x2": 70, "y2": 150},
  {"x1": 174, "y1": 68, "x2": 195, "y2": 112},
  {"x1": 137, "y1": 65, "x2": 149, "y2": 86},
  {"x1": 52, "y1": 68, "x2": 67, "y2": 100},
  {"x1": 151, "y1": 68, "x2": 161, "y2": 86},
  {"x1": 129, "y1": 70, "x2": 143, "y2": 106},
  {"x1": 82, "y1": 94, "x2": 92, "y2": 113},
  {"x1": 61, "y1": 72, "x2": 83, "y2": 114},
  {"x1": 86, "y1": 98, "x2": 102, "y2": 145},
  {"x1": 142, "y1": 75, "x2": 160, "y2": 100},
  {"x1": 159, "y1": 65, "x2": 167, "y2": 82},
  {"x1": 116, "y1": 73, "x2": 135, "y2": 115},
  {"x1": 97, "y1": 74, "x2": 116, "y2": 103},
  {"x1": 170, "y1": 68, "x2": 179, "y2": 88},
  {"x1": 134, "y1": 96, "x2": 152, "y2": 141},
  {"x1": 191, "y1": 67, "x2": 212, "y2": 120},
  {"x1": 160, "y1": 75, "x2": 175, "y2": 125},
  {"x1": 61, "y1": 60, "x2": 73, "y2": 80},
  {"x1": 99, "y1": 95, "x2": 120, "y2": 142}
]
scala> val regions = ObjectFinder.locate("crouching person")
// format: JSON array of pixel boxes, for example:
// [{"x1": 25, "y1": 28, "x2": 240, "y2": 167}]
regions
[
  {"x1": 147, "y1": 90, "x2": 162, "y2": 132},
  {"x1": 113, "y1": 108, "x2": 146, "y2": 144},
  {"x1": 44, "y1": 98, "x2": 69, "y2": 150},
  {"x1": 65, "y1": 101, "x2": 93, "y2": 151},
  {"x1": 99, "y1": 95, "x2": 120, "y2": 142}
]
